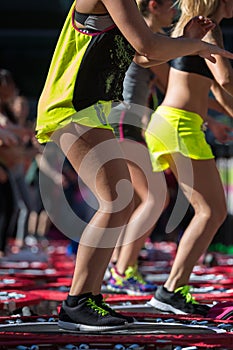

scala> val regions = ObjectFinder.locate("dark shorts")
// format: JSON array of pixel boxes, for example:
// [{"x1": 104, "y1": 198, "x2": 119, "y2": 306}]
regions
[{"x1": 109, "y1": 109, "x2": 145, "y2": 143}]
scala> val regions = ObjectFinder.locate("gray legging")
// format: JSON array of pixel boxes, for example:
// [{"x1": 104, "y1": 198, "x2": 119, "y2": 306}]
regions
[{"x1": 9, "y1": 164, "x2": 32, "y2": 243}]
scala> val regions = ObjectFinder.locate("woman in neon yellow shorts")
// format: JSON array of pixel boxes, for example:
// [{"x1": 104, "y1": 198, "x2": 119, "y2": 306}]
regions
[
  {"x1": 35, "y1": 0, "x2": 233, "y2": 331},
  {"x1": 146, "y1": 0, "x2": 233, "y2": 316}
]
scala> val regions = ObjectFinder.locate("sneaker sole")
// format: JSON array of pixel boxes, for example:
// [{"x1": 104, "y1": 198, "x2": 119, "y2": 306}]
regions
[
  {"x1": 58, "y1": 320, "x2": 128, "y2": 332},
  {"x1": 148, "y1": 297, "x2": 188, "y2": 315}
]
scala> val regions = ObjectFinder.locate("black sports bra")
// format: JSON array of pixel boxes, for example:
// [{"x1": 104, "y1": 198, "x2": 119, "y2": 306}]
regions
[{"x1": 170, "y1": 55, "x2": 214, "y2": 80}]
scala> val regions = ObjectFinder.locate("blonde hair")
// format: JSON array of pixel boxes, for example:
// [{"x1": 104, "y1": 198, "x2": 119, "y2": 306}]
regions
[{"x1": 172, "y1": 0, "x2": 220, "y2": 37}]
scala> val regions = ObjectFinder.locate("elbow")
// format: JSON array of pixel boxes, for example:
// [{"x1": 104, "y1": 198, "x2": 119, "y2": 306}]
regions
[
  {"x1": 218, "y1": 75, "x2": 233, "y2": 95},
  {"x1": 134, "y1": 35, "x2": 158, "y2": 60},
  {"x1": 136, "y1": 45, "x2": 153, "y2": 59},
  {"x1": 134, "y1": 31, "x2": 172, "y2": 61}
]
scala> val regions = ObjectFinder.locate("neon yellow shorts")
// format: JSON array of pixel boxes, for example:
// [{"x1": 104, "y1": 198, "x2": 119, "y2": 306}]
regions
[
  {"x1": 145, "y1": 106, "x2": 214, "y2": 172},
  {"x1": 36, "y1": 100, "x2": 113, "y2": 143}
]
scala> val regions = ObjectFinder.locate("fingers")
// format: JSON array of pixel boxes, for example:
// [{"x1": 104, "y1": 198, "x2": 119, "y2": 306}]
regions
[
  {"x1": 183, "y1": 16, "x2": 215, "y2": 39},
  {"x1": 203, "y1": 22, "x2": 216, "y2": 32},
  {"x1": 220, "y1": 49, "x2": 233, "y2": 60},
  {"x1": 199, "y1": 52, "x2": 216, "y2": 63},
  {"x1": 195, "y1": 16, "x2": 215, "y2": 33},
  {"x1": 207, "y1": 48, "x2": 233, "y2": 61},
  {"x1": 206, "y1": 55, "x2": 216, "y2": 63},
  {"x1": 199, "y1": 43, "x2": 233, "y2": 62},
  {"x1": 196, "y1": 16, "x2": 214, "y2": 25},
  {"x1": 192, "y1": 16, "x2": 213, "y2": 26},
  {"x1": 195, "y1": 16, "x2": 215, "y2": 32}
]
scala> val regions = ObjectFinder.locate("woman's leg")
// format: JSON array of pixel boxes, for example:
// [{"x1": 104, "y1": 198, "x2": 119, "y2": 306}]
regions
[
  {"x1": 0, "y1": 175, "x2": 14, "y2": 256},
  {"x1": 164, "y1": 153, "x2": 227, "y2": 291},
  {"x1": 52, "y1": 123, "x2": 134, "y2": 296},
  {"x1": 114, "y1": 140, "x2": 168, "y2": 274}
]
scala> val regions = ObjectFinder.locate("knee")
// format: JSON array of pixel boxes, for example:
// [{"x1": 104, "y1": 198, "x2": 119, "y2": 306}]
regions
[
  {"x1": 196, "y1": 202, "x2": 227, "y2": 229},
  {"x1": 213, "y1": 203, "x2": 227, "y2": 227},
  {"x1": 114, "y1": 198, "x2": 135, "y2": 224},
  {"x1": 99, "y1": 198, "x2": 134, "y2": 226},
  {"x1": 211, "y1": 201, "x2": 227, "y2": 227}
]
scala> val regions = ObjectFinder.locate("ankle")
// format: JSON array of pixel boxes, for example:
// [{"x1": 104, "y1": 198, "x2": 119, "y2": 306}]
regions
[
  {"x1": 66, "y1": 292, "x2": 92, "y2": 307},
  {"x1": 113, "y1": 266, "x2": 125, "y2": 277}
]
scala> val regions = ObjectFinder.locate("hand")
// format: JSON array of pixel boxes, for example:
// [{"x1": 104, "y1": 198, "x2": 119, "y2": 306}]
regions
[
  {"x1": 208, "y1": 118, "x2": 233, "y2": 143},
  {"x1": 197, "y1": 41, "x2": 233, "y2": 63},
  {"x1": 183, "y1": 16, "x2": 215, "y2": 39}
]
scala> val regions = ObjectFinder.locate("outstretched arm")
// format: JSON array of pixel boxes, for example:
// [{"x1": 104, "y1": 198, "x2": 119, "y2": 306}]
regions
[{"x1": 102, "y1": 0, "x2": 233, "y2": 64}]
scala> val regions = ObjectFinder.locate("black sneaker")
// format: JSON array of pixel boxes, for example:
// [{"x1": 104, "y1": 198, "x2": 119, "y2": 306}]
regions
[
  {"x1": 58, "y1": 293, "x2": 128, "y2": 331},
  {"x1": 93, "y1": 294, "x2": 136, "y2": 324},
  {"x1": 148, "y1": 285, "x2": 210, "y2": 316}
]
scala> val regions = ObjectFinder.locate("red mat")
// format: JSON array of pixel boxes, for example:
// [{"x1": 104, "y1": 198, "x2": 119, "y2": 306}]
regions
[{"x1": 0, "y1": 290, "x2": 43, "y2": 312}]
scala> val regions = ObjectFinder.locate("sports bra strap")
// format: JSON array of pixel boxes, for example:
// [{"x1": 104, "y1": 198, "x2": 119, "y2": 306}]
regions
[
  {"x1": 73, "y1": 10, "x2": 115, "y2": 31},
  {"x1": 74, "y1": 11, "x2": 90, "y2": 25}
]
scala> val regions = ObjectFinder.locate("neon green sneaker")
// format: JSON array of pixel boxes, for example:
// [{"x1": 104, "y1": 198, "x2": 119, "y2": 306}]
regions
[
  {"x1": 58, "y1": 293, "x2": 128, "y2": 331},
  {"x1": 148, "y1": 285, "x2": 210, "y2": 315},
  {"x1": 107, "y1": 265, "x2": 157, "y2": 295}
]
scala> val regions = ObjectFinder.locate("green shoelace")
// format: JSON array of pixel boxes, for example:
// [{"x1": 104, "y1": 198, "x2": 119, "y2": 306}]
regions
[
  {"x1": 86, "y1": 298, "x2": 109, "y2": 316},
  {"x1": 175, "y1": 285, "x2": 198, "y2": 304}
]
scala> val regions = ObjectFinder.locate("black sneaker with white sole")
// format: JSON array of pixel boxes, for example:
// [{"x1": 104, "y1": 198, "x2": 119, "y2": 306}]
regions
[
  {"x1": 58, "y1": 293, "x2": 128, "y2": 332},
  {"x1": 93, "y1": 293, "x2": 136, "y2": 324},
  {"x1": 148, "y1": 285, "x2": 210, "y2": 316}
]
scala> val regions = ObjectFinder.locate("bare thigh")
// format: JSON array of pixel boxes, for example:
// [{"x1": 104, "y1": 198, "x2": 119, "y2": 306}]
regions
[
  {"x1": 120, "y1": 139, "x2": 167, "y2": 205},
  {"x1": 52, "y1": 123, "x2": 133, "y2": 218},
  {"x1": 165, "y1": 153, "x2": 226, "y2": 224}
]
